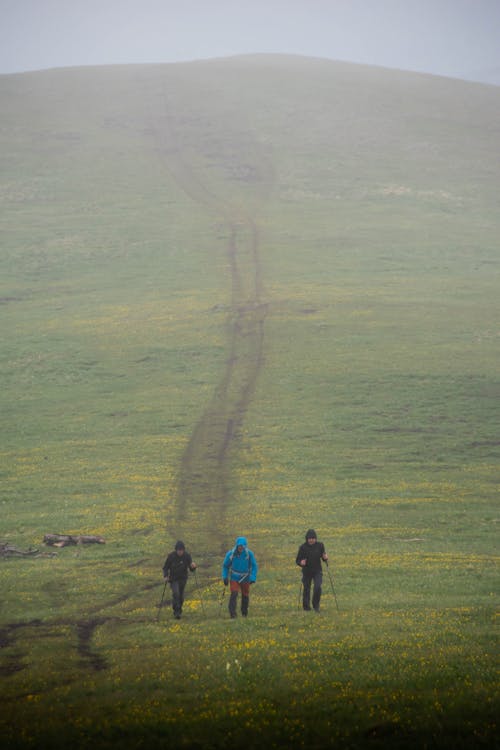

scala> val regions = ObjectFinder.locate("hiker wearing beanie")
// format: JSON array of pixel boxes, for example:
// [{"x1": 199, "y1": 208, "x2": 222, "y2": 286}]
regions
[
  {"x1": 222, "y1": 536, "x2": 258, "y2": 618},
  {"x1": 162, "y1": 541, "x2": 197, "y2": 619},
  {"x1": 296, "y1": 529, "x2": 328, "y2": 612}
]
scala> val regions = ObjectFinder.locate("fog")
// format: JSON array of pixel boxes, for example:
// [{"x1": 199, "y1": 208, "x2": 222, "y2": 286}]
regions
[{"x1": 1, "y1": 0, "x2": 500, "y2": 84}]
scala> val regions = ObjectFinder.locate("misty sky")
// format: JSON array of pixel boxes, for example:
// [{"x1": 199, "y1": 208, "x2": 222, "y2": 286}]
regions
[{"x1": 1, "y1": 0, "x2": 500, "y2": 82}]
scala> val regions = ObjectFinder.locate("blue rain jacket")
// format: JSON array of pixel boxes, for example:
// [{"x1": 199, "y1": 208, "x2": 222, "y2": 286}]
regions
[{"x1": 222, "y1": 537, "x2": 258, "y2": 583}]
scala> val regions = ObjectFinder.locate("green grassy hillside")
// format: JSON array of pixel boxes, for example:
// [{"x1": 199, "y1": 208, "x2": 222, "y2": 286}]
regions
[{"x1": 1, "y1": 55, "x2": 499, "y2": 749}]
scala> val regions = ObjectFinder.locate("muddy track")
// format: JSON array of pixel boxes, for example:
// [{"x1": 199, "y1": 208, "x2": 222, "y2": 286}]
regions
[
  {"x1": 176, "y1": 223, "x2": 267, "y2": 550},
  {"x1": 157, "y1": 85, "x2": 270, "y2": 553},
  {"x1": 0, "y1": 84, "x2": 271, "y2": 684},
  {"x1": 0, "y1": 580, "x2": 163, "y2": 685}
]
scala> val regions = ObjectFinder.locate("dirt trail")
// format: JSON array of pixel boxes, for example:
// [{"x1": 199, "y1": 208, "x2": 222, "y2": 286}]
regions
[
  {"x1": 176, "y1": 223, "x2": 266, "y2": 550},
  {"x1": 157, "y1": 87, "x2": 270, "y2": 554},
  {"x1": 0, "y1": 87, "x2": 271, "y2": 681}
]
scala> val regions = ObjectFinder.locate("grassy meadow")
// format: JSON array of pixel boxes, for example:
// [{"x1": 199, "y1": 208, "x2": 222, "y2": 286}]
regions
[{"x1": 0, "y1": 56, "x2": 499, "y2": 748}]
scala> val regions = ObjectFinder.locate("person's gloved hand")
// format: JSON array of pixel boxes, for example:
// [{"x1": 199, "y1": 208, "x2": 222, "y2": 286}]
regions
[{"x1": 223, "y1": 578, "x2": 228, "y2": 586}]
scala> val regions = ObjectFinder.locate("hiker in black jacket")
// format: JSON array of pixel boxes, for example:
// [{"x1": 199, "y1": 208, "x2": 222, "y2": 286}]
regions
[
  {"x1": 162, "y1": 541, "x2": 197, "y2": 619},
  {"x1": 296, "y1": 529, "x2": 328, "y2": 612}
]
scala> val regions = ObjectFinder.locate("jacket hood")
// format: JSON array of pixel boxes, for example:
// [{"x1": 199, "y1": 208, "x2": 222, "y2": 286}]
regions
[{"x1": 235, "y1": 536, "x2": 247, "y2": 548}]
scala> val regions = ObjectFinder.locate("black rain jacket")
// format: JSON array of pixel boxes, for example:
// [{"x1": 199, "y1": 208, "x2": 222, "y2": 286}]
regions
[
  {"x1": 162, "y1": 551, "x2": 193, "y2": 582},
  {"x1": 296, "y1": 541, "x2": 326, "y2": 575}
]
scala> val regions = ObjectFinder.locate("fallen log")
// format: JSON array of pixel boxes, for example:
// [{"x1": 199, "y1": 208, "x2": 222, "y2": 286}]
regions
[{"x1": 43, "y1": 534, "x2": 106, "y2": 547}]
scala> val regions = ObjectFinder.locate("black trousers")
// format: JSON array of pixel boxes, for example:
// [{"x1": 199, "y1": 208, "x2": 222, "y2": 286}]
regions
[
  {"x1": 229, "y1": 590, "x2": 250, "y2": 617},
  {"x1": 170, "y1": 579, "x2": 187, "y2": 615},
  {"x1": 302, "y1": 571, "x2": 322, "y2": 610}
]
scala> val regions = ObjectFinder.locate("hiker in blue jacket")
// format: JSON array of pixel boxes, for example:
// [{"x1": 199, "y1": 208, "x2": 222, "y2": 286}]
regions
[{"x1": 222, "y1": 536, "x2": 258, "y2": 618}]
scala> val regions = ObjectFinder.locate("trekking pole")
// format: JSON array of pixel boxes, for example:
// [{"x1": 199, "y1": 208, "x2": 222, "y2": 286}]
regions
[
  {"x1": 325, "y1": 561, "x2": 339, "y2": 611},
  {"x1": 219, "y1": 562, "x2": 232, "y2": 618},
  {"x1": 219, "y1": 584, "x2": 226, "y2": 617},
  {"x1": 156, "y1": 580, "x2": 168, "y2": 622},
  {"x1": 194, "y1": 568, "x2": 205, "y2": 615}
]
